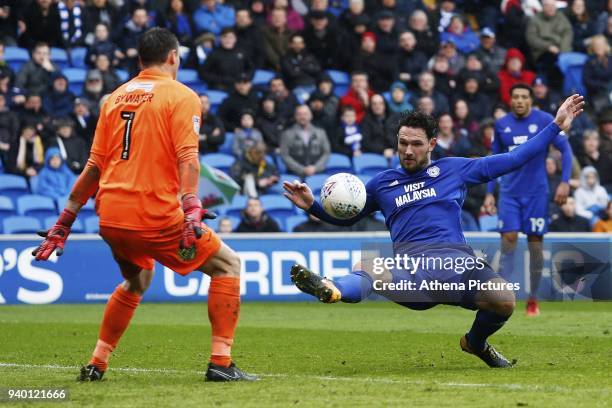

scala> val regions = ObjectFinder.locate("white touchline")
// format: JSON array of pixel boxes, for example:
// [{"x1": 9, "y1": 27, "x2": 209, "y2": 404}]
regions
[{"x1": 0, "y1": 362, "x2": 572, "y2": 392}]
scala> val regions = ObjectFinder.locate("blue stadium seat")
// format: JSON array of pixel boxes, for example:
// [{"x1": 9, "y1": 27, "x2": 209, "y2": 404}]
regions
[
  {"x1": 333, "y1": 85, "x2": 349, "y2": 97},
  {"x1": 177, "y1": 69, "x2": 199, "y2": 84},
  {"x1": 44, "y1": 216, "x2": 84, "y2": 233},
  {"x1": 217, "y1": 132, "x2": 234, "y2": 155},
  {"x1": 63, "y1": 67, "x2": 87, "y2": 94},
  {"x1": 0, "y1": 175, "x2": 29, "y2": 203},
  {"x1": 84, "y1": 215, "x2": 99, "y2": 233},
  {"x1": 479, "y1": 215, "x2": 498, "y2": 232},
  {"x1": 2, "y1": 216, "x2": 41, "y2": 234},
  {"x1": 204, "y1": 217, "x2": 219, "y2": 232},
  {"x1": 353, "y1": 153, "x2": 388, "y2": 176},
  {"x1": 325, "y1": 153, "x2": 352, "y2": 175},
  {"x1": 375, "y1": 211, "x2": 385, "y2": 224},
  {"x1": 51, "y1": 47, "x2": 69, "y2": 69},
  {"x1": 277, "y1": 156, "x2": 288, "y2": 174},
  {"x1": 0, "y1": 195, "x2": 15, "y2": 221},
  {"x1": 116, "y1": 69, "x2": 129, "y2": 82},
  {"x1": 286, "y1": 214, "x2": 308, "y2": 232},
  {"x1": 305, "y1": 174, "x2": 329, "y2": 196},
  {"x1": 225, "y1": 195, "x2": 248, "y2": 218},
  {"x1": 325, "y1": 70, "x2": 350, "y2": 85},
  {"x1": 558, "y1": 52, "x2": 588, "y2": 97},
  {"x1": 201, "y1": 153, "x2": 235, "y2": 174},
  {"x1": 358, "y1": 174, "x2": 372, "y2": 186},
  {"x1": 5, "y1": 47, "x2": 30, "y2": 71},
  {"x1": 189, "y1": 83, "x2": 208, "y2": 94},
  {"x1": 17, "y1": 195, "x2": 57, "y2": 222},
  {"x1": 268, "y1": 174, "x2": 296, "y2": 195},
  {"x1": 206, "y1": 90, "x2": 228, "y2": 113},
  {"x1": 56, "y1": 196, "x2": 96, "y2": 218},
  {"x1": 69, "y1": 47, "x2": 88, "y2": 69},
  {"x1": 253, "y1": 69, "x2": 275, "y2": 86},
  {"x1": 391, "y1": 155, "x2": 400, "y2": 169},
  {"x1": 260, "y1": 194, "x2": 296, "y2": 219},
  {"x1": 225, "y1": 215, "x2": 240, "y2": 231},
  {"x1": 461, "y1": 210, "x2": 479, "y2": 232}
]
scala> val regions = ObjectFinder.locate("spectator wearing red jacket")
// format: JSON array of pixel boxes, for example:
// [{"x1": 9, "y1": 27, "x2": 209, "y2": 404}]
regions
[
  {"x1": 497, "y1": 48, "x2": 535, "y2": 106},
  {"x1": 339, "y1": 71, "x2": 374, "y2": 123}
]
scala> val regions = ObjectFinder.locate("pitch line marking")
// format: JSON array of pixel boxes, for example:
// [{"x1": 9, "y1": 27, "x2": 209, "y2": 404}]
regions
[{"x1": 0, "y1": 362, "x2": 573, "y2": 392}]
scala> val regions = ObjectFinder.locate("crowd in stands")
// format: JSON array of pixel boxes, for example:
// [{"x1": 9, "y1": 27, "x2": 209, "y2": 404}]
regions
[{"x1": 0, "y1": 0, "x2": 611, "y2": 234}]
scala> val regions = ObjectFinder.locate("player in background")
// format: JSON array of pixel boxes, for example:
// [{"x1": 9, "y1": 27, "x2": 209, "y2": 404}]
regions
[
  {"x1": 284, "y1": 96, "x2": 584, "y2": 368},
  {"x1": 32, "y1": 28, "x2": 257, "y2": 382},
  {"x1": 483, "y1": 84, "x2": 573, "y2": 316}
]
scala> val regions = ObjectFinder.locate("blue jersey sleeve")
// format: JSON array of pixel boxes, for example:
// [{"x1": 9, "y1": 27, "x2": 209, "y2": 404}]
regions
[
  {"x1": 458, "y1": 122, "x2": 563, "y2": 185},
  {"x1": 552, "y1": 132, "x2": 573, "y2": 183},
  {"x1": 307, "y1": 176, "x2": 380, "y2": 226}
]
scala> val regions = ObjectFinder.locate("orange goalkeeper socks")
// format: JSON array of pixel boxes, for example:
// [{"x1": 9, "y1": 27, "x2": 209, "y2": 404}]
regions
[
  {"x1": 208, "y1": 277, "x2": 240, "y2": 367},
  {"x1": 89, "y1": 284, "x2": 141, "y2": 371}
]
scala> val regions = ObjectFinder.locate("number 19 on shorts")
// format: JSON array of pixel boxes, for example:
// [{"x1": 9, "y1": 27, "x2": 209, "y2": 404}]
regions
[{"x1": 530, "y1": 217, "x2": 545, "y2": 233}]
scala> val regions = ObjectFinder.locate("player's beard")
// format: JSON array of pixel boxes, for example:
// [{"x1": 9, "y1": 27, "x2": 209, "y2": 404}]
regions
[{"x1": 400, "y1": 154, "x2": 430, "y2": 174}]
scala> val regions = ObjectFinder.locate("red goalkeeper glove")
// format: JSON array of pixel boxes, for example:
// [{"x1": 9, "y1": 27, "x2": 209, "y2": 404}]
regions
[
  {"x1": 32, "y1": 209, "x2": 76, "y2": 261},
  {"x1": 181, "y1": 194, "x2": 217, "y2": 249}
]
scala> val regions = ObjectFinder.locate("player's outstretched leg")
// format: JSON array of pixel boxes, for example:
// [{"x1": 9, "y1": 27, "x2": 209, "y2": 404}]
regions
[
  {"x1": 290, "y1": 263, "x2": 374, "y2": 303},
  {"x1": 198, "y1": 243, "x2": 258, "y2": 382},
  {"x1": 526, "y1": 236, "x2": 544, "y2": 316},
  {"x1": 78, "y1": 266, "x2": 152, "y2": 381},
  {"x1": 460, "y1": 278, "x2": 515, "y2": 368}
]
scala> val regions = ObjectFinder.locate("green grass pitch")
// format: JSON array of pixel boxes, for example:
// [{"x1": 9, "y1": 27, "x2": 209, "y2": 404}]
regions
[{"x1": 0, "y1": 301, "x2": 611, "y2": 407}]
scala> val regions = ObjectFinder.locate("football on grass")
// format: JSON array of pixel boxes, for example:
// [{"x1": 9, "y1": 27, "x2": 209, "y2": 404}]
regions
[{"x1": 320, "y1": 173, "x2": 366, "y2": 219}]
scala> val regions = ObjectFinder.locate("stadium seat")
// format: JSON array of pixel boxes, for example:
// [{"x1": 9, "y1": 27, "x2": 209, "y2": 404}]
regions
[
  {"x1": 44, "y1": 216, "x2": 85, "y2": 233},
  {"x1": 51, "y1": 47, "x2": 69, "y2": 69},
  {"x1": 56, "y1": 196, "x2": 96, "y2": 218},
  {"x1": 305, "y1": 174, "x2": 329, "y2": 196},
  {"x1": 333, "y1": 85, "x2": 349, "y2": 97},
  {"x1": 325, "y1": 153, "x2": 352, "y2": 174},
  {"x1": 277, "y1": 156, "x2": 288, "y2": 174},
  {"x1": 217, "y1": 132, "x2": 234, "y2": 155},
  {"x1": 285, "y1": 214, "x2": 308, "y2": 232},
  {"x1": 4, "y1": 47, "x2": 30, "y2": 71},
  {"x1": 204, "y1": 217, "x2": 219, "y2": 232},
  {"x1": 2, "y1": 216, "x2": 41, "y2": 234},
  {"x1": 84, "y1": 215, "x2": 99, "y2": 233},
  {"x1": 69, "y1": 47, "x2": 88, "y2": 69},
  {"x1": 358, "y1": 174, "x2": 372, "y2": 186},
  {"x1": 375, "y1": 211, "x2": 385, "y2": 224},
  {"x1": 353, "y1": 153, "x2": 388, "y2": 176},
  {"x1": 226, "y1": 215, "x2": 240, "y2": 231},
  {"x1": 0, "y1": 195, "x2": 15, "y2": 221},
  {"x1": 63, "y1": 67, "x2": 87, "y2": 94},
  {"x1": 177, "y1": 69, "x2": 199, "y2": 85},
  {"x1": 260, "y1": 194, "x2": 296, "y2": 219},
  {"x1": 206, "y1": 90, "x2": 228, "y2": 113},
  {"x1": 479, "y1": 215, "x2": 498, "y2": 232},
  {"x1": 461, "y1": 211, "x2": 479, "y2": 232},
  {"x1": 17, "y1": 195, "x2": 58, "y2": 222},
  {"x1": 189, "y1": 83, "x2": 208, "y2": 94},
  {"x1": 252, "y1": 69, "x2": 275, "y2": 86},
  {"x1": 201, "y1": 153, "x2": 235, "y2": 174},
  {"x1": 558, "y1": 52, "x2": 588, "y2": 97},
  {"x1": 0, "y1": 174, "x2": 29, "y2": 203},
  {"x1": 268, "y1": 174, "x2": 296, "y2": 194},
  {"x1": 391, "y1": 155, "x2": 400, "y2": 169},
  {"x1": 225, "y1": 195, "x2": 248, "y2": 218},
  {"x1": 325, "y1": 70, "x2": 350, "y2": 86},
  {"x1": 116, "y1": 69, "x2": 129, "y2": 82}
]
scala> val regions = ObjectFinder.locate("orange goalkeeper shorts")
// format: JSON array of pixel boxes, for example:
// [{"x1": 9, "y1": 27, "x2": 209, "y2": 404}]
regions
[{"x1": 99, "y1": 221, "x2": 222, "y2": 278}]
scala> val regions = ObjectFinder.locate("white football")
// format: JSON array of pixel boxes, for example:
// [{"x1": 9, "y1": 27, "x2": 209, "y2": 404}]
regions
[{"x1": 320, "y1": 173, "x2": 366, "y2": 219}]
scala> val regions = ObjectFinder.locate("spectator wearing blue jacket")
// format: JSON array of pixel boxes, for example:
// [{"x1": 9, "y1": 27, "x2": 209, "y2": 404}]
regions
[
  {"x1": 193, "y1": 0, "x2": 236, "y2": 36},
  {"x1": 34, "y1": 147, "x2": 76, "y2": 200},
  {"x1": 439, "y1": 15, "x2": 480, "y2": 55}
]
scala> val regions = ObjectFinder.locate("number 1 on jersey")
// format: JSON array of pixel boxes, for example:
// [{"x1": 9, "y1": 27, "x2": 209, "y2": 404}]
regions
[{"x1": 120, "y1": 111, "x2": 135, "y2": 160}]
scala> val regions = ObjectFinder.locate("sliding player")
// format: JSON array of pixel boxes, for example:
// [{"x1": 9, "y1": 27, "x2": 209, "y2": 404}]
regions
[
  {"x1": 284, "y1": 95, "x2": 583, "y2": 368},
  {"x1": 33, "y1": 28, "x2": 257, "y2": 382},
  {"x1": 484, "y1": 84, "x2": 572, "y2": 316}
]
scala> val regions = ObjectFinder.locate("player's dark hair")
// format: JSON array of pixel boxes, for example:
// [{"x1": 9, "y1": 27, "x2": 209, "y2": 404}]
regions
[
  {"x1": 509, "y1": 83, "x2": 534, "y2": 99},
  {"x1": 395, "y1": 111, "x2": 438, "y2": 140},
  {"x1": 138, "y1": 28, "x2": 179, "y2": 68}
]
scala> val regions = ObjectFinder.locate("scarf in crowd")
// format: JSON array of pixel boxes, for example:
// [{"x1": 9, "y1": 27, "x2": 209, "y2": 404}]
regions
[
  {"x1": 58, "y1": 1, "x2": 83, "y2": 45},
  {"x1": 16, "y1": 136, "x2": 44, "y2": 171}
]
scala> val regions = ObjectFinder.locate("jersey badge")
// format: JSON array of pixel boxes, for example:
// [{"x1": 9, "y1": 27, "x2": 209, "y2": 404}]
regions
[
  {"x1": 528, "y1": 124, "x2": 538, "y2": 133},
  {"x1": 426, "y1": 166, "x2": 440, "y2": 178}
]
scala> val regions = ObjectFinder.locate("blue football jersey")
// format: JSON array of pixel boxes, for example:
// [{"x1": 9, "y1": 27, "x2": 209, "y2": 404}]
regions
[{"x1": 491, "y1": 110, "x2": 568, "y2": 196}]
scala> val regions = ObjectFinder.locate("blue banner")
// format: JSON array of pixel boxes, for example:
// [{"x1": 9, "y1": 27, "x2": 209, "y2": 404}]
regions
[{"x1": 0, "y1": 233, "x2": 610, "y2": 304}]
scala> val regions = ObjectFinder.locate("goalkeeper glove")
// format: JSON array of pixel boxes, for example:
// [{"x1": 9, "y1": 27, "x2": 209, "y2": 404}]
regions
[
  {"x1": 32, "y1": 209, "x2": 76, "y2": 261},
  {"x1": 181, "y1": 194, "x2": 216, "y2": 249}
]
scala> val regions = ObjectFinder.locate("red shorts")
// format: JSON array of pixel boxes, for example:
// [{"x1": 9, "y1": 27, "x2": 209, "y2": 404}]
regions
[{"x1": 99, "y1": 221, "x2": 221, "y2": 278}]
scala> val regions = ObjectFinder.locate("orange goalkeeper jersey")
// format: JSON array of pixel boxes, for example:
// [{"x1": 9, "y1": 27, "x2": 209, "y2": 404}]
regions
[{"x1": 90, "y1": 67, "x2": 202, "y2": 231}]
